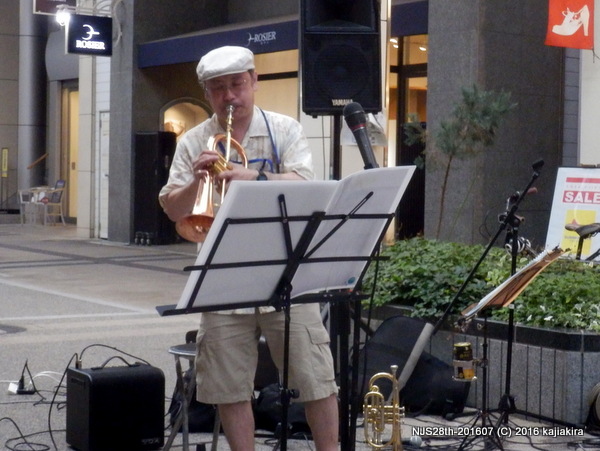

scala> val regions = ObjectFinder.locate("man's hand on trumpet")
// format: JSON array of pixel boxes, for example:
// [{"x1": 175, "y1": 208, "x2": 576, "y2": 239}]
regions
[
  {"x1": 192, "y1": 149, "x2": 221, "y2": 181},
  {"x1": 218, "y1": 162, "x2": 263, "y2": 182}
]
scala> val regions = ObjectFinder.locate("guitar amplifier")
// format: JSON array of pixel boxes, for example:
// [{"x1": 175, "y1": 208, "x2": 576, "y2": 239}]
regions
[{"x1": 66, "y1": 364, "x2": 165, "y2": 451}]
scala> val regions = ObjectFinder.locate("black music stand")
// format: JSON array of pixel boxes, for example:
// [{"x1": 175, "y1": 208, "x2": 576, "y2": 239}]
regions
[
  {"x1": 455, "y1": 246, "x2": 563, "y2": 451},
  {"x1": 157, "y1": 166, "x2": 416, "y2": 451}
]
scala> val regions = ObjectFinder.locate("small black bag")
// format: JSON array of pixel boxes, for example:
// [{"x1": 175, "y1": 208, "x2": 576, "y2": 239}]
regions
[
  {"x1": 168, "y1": 367, "x2": 217, "y2": 433},
  {"x1": 253, "y1": 383, "x2": 310, "y2": 435}
]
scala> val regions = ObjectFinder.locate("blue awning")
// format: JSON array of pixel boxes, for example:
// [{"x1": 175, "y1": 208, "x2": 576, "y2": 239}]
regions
[
  {"x1": 137, "y1": 2, "x2": 428, "y2": 69},
  {"x1": 138, "y1": 16, "x2": 299, "y2": 68},
  {"x1": 391, "y1": 1, "x2": 428, "y2": 37}
]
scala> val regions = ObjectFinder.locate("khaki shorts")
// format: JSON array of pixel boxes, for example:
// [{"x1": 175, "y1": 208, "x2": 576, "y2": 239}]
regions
[{"x1": 195, "y1": 303, "x2": 338, "y2": 404}]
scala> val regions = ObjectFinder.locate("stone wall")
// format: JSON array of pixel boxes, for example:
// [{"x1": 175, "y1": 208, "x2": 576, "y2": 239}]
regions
[{"x1": 430, "y1": 317, "x2": 599, "y2": 425}]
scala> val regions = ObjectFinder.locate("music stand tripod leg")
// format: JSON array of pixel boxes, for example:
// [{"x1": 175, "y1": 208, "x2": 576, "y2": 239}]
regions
[
  {"x1": 272, "y1": 291, "x2": 299, "y2": 451},
  {"x1": 457, "y1": 316, "x2": 504, "y2": 451}
]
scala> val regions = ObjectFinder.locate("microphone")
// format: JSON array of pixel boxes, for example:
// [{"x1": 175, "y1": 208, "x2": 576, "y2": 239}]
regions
[
  {"x1": 532, "y1": 159, "x2": 544, "y2": 172},
  {"x1": 403, "y1": 435, "x2": 422, "y2": 447},
  {"x1": 342, "y1": 102, "x2": 379, "y2": 170}
]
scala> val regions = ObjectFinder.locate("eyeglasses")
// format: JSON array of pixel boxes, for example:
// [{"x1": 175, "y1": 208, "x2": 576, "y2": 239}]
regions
[{"x1": 205, "y1": 77, "x2": 250, "y2": 95}]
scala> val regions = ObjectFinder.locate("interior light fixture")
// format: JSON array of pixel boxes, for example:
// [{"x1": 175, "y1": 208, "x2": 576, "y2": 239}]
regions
[{"x1": 419, "y1": 45, "x2": 427, "y2": 52}]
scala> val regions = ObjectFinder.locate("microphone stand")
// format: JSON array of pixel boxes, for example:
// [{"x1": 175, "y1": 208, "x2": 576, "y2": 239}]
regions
[
  {"x1": 434, "y1": 160, "x2": 543, "y2": 335},
  {"x1": 495, "y1": 161, "x2": 544, "y2": 426},
  {"x1": 495, "y1": 197, "x2": 523, "y2": 423},
  {"x1": 436, "y1": 160, "x2": 542, "y2": 451}
]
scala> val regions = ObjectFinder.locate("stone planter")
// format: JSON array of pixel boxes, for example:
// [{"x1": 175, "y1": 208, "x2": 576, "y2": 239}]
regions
[{"x1": 368, "y1": 305, "x2": 600, "y2": 426}]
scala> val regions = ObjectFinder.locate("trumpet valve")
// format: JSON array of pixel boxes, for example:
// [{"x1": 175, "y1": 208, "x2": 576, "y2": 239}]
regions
[{"x1": 208, "y1": 156, "x2": 232, "y2": 176}]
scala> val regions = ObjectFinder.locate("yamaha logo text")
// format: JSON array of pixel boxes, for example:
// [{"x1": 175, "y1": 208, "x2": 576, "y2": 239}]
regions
[{"x1": 331, "y1": 99, "x2": 353, "y2": 107}]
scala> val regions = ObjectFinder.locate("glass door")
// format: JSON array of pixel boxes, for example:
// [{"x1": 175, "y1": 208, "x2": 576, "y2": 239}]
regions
[
  {"x1": 394, "y1": 35, "x2": 428, "y2": 239},
  {"x1": 61, "y1": 83, "x2": 79, "y2": 219}
]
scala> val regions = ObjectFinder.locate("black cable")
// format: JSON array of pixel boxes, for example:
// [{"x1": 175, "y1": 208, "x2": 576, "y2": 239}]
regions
[
  {"x1": 3, "y1": 344, "x2": 160, "y2": 451},
  {"x1": 0, "y1": 417, "x2": 48, "y2": 451},
  {"x1": 46, "y1": 353, "x2": 77, "y2": 450},
  {"x1": 78, "y1": 343, "x2": 151, "y2": 366}
]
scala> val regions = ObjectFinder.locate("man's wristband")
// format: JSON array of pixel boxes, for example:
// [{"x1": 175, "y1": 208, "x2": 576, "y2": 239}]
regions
[{"x1": 256, "y1": 170, "x2": 268, "y2": 181}]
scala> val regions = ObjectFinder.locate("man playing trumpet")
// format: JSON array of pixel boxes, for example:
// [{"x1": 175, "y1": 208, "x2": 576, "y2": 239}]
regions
[{"x1": 159, "y1": 46, "x2": 339, "y2": 451}]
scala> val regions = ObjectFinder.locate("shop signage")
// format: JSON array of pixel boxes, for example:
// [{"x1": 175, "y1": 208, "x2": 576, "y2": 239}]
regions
[
  {"x1": 546, "y1": 167, "x2": 600, "y2": 258},
  {"x1": 545, "y1": 0, "x2": 594, "y2": 50},
  {"x1": 246, "y1": 30, "x2": 277, "y2": 46},
  {"x1": 66, "y1": 14, "x2": 112, "y2": 56},
  {"x1": 34, "y1": 0, "x2": 76, "y2": 15},
  {"x1": 139, "y1": 19, "x2": 298, "y2": 68}
]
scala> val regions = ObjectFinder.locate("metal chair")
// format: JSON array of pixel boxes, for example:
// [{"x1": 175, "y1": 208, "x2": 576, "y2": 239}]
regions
[
  {"x1": 164, "y1": 341, "x2": 220, "y2": 451},
  {"x1": 164, "y1": 331, "x2": 279, "y2": 451},
  {"x1": 34, "y1": 179, "x2": 66, "y2": 226},
  {"x1": 18, "y1": 189, "x2": 36, "y2": 224}
]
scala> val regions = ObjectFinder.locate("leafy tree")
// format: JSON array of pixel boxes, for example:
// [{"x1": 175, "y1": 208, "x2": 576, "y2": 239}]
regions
[{"x1": 405, "y1": 85, "x2": 516, "y2": 238}]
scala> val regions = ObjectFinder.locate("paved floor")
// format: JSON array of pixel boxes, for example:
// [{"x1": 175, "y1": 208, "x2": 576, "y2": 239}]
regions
[{"x1": 0, "y1": 219, "x2": 599, "y2": 450}]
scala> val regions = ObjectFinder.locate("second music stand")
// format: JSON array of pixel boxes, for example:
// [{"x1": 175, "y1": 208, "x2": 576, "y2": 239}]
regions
[{"x1": 456, "y1": 246, "x2": 563, "y2": 450}]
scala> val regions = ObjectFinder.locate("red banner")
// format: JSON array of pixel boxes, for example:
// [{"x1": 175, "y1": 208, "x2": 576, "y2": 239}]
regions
[{"x1": 545, "y1": 0, "x2": 594, "y2": 49}]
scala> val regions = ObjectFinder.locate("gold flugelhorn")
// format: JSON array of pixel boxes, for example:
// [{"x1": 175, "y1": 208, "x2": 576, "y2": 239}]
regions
[
  {"x1": 363, "y1": 365, "x2": 405, "y2": 450},
  {"x1": 175, "y1": 105, "x2": 248, "y2": 243}
]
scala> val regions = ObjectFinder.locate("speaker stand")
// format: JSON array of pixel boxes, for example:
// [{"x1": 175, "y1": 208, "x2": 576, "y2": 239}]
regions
[{"x1": 332, "y1": 114, "x2": 342, "y2": 180}]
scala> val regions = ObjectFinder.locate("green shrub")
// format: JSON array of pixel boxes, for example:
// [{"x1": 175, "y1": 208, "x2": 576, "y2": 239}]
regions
[{"x1": 363, "y1": 237, "x2": 600, "y2": 331}]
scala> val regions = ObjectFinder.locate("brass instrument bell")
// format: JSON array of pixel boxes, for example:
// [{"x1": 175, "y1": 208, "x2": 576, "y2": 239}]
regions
[{"x1": 175, "y1": 105, "x2": 248, "y2": 243}]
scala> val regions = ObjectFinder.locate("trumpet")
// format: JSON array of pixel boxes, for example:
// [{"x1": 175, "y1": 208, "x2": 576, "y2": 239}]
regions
[
  {"x1": 175, "y1": 105, "x2": 248, "y2": 243},
  {"x1": 363, "y1": 365, "x2": 404, "y2": 450}
]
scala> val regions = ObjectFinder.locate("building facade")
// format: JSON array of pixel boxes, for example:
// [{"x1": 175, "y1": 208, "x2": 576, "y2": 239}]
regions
[{"x1": 1, "y1": 0, "x2": 592, "y2": 250}]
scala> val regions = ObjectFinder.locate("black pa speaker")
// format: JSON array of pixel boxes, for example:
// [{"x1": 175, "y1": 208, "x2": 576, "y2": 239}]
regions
[
  {"x1": 66, "y1": 364, "x2": 165, "y2": 451},
  {"x1": 133, "y1": 131, "x2": 178, "y2": 245},
  {"x1": 357, "y1": 316, "x2": 471, "y2": 417},
  {"x1": 301, "y1": 0, "x2": 382, "y2": 116}
]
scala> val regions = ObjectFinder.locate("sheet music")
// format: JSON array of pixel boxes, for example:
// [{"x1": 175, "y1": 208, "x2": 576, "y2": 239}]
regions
[
  {"x1": 292, "y1": 166, "x2": 416, "y2": 297},
  {"x1": 170, "y1": 166, "x2": 416, "y2": 312},
  {"x1": 461, "y1": 247, "x2": 564, "y2": 320},
  {"x1": 174, "y1": 181, "x2": 335, "y2": 310}
]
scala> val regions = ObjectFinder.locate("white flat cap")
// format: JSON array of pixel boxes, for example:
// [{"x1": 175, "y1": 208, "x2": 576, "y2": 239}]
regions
[{"x1": 196, "y1": 46, "x2": 255, "y2": 82}]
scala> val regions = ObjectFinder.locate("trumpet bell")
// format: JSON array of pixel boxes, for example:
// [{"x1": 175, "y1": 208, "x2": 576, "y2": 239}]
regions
[
  {"x1": 174, "y1": 105, "x2": 247, "y2": 243},
  {"x1": 175, "y1": 214, "x2": 213, "y2": 243},
  {"x1": 175, "y1": 172, "x2": 215, "y2": 243}
]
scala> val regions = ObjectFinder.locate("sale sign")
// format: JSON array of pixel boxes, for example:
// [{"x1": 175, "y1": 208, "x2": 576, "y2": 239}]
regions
[{"x1": 546, "y1": 167, "x2": 600, "y2": 259}]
